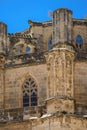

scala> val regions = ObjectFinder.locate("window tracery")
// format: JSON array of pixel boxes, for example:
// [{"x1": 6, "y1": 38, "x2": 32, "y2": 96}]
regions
[{"x1": 22, "y1": 77, "x2": 37, "y2": 107}]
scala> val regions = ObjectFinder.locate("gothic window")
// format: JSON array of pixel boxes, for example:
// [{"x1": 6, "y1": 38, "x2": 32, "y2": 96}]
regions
[
  {"x1": 26, "y1": 46, "x2": 31, "y2": 53},
  {"x1": 76, "y1": 35, "x2": 83, "y2": 48},
  {"x1": 22, "y1": 77, "x2": 37, "y2": 107},
  {"x1": 48, "y1": 36, "x2": 52, "y2": 50}
]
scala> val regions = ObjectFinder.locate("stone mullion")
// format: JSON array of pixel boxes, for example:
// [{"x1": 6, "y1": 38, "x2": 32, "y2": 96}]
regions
[
  {"x1": 70, "y1": 58, "x2": 74, "y2": 97},
  {"x1": 65, "y1": 53, "x2": 74, "y2": 97},
  {"x1": 65, "y1": 55, "x2": 68, "y2": 96},
  {"x1": 50, "y1": 55, "x2": 54, "y2": 97},
  {"x1": 66, "y1": 55, "x2": 71, "y2": 97},
  {"x1": 62, "y1": 52, "x2": 66, "y2": 95},
  {"x1": 63, "y1": 53, "x2": 66, "y2": 96},
  {"x1": 55, "y1": 55, "x2": 59, "y2": 95},
  {"x1": 47, "y1": 73, "x2": 50, "y2": 98},
  {"x1": 46, "y1": 56, "x2": 50, "y2": 98},
  {"x1": 46, "y1": 54, "x2": 55, "y2": 98},
  {"x1": 3, "y1": 68, "x2": 5, "y2": 109},
  {"x1": 69, "y1": 58, "x2": 72, "y2": 97},
  {"x1": 71, "y1": 55, "x2": 74, "y2": 97},
  {"x1": 54, "y1": 52, "x2": 57, "y2": 96},
  {"x1": 52, "y1": 53, "x2": 55, "y2": 97},
  {"x1": 29, "y1": 83, "x2": 31, "y2": 106},
  {"x1": 71, "y1": 61, "x2": 73, "y2": 97},
  {"x1": 48, "y1": 57, "x2": 51, "y2": 98},
  {"x1": 49, "y1": 57, "x2": 51, "y2": 97},
  {"x1": 54, "y1": 55, "x2": 57, "y2": 96},
  {"x1": 69, "y1": 60, "x2": 72, "y2": 96}
]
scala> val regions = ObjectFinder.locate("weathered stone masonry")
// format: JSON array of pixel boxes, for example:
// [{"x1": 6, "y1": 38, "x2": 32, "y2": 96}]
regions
[{"x1": 0, "y1": 8, "x2": 87, "y2": 130}]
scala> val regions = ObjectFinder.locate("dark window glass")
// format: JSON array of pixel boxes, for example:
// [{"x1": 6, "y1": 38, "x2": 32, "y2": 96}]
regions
[
  {"x1": 48, "y1": 36, "x2": 52, "y2": 50},
  {"x1": 26, "y1": 46, "x2": 30, "y2": 53},
  {"x1": 31, "y1": 93, "x2": 37, "y2": 106},
  {"x1": 23, "y1": 77, "x2": 37, "y2": 107},
  {"x1": 76, "y1": 35, "x2": 83, "y2": 48},
  {"x1": 23, "y1": 94, "x2": 29, "y2": 107}
]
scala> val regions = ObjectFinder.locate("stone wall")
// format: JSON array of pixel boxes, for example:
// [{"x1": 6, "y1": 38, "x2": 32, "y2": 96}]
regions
[
  {"x1": 4, "y1": 63, "x2": 47, "y2": 109},
  {"x1": 0, "y1": 114, "x2": 87, "y2": 130},
  {"x1": 29, "y1": 22, "x2": 52, "y2": 50},
  {"x1": 74, "y1": 61, "x2": 87, "y2": 113},
  {"x1": 43, "y1": 25, "x2": 52, "y2": 50}
]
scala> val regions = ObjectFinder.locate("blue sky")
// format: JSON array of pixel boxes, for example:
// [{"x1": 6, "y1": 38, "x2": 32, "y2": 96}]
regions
[{"x1": 0, "y1": 0, "x2": 87, "y2": 33}]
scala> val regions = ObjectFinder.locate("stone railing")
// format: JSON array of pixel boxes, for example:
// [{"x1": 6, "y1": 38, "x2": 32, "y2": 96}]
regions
[
  {"x1": 0, "y1": 108, "x2": 23, "y2": 123},
  {"x1": 8, "y1": 33, "x2": 31, "y2": 39},
  {"x1": 76, "y1": 51, "x2": 87, "y2": 60},
  {"x1": 5, "y1": 52, "x2": 46, "y2": 67},
  {"x1": 0, "y1": 105, "x2": 46, "y2": 123}
]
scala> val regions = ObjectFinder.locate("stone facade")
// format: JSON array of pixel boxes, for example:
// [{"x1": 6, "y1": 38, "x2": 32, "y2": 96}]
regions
[
  {"x1": 0, "y1": 114, "x2": 87, "y2": 130},
  {"x1": 0, "y1": 8, "x2": 87, "y2": 129}
]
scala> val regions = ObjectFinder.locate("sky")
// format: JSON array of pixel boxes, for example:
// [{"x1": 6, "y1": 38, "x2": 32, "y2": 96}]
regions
[{"x1": 0, "y1": 0, "x2": 87, "y2": 33}]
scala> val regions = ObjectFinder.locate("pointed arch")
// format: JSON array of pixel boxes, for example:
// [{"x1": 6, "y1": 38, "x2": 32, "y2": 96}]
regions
[
  {"x1": 22, "y1": 76, "x2": 38, "y2": 107},
  {"x1": 76, "y1": 34, "x2": 83, "y2": 48}
]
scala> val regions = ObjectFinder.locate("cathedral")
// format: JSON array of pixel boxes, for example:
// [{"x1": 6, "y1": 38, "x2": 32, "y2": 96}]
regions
[{"x1": 0, "y1": 8, "x2": 87, "y2": 130}]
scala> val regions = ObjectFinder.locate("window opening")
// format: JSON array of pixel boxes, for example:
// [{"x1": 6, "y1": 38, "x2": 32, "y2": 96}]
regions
[
  {"x1": 48, "y1": 36, "x2": 52, "y2": 50},
  {"x1": 76, "y1": 35, "x2": 83, "y2": 48},
  {"x1": 26, "y1": 46, "x2": 31, "y2": 53},
  {"x1": 23, "y1": 77, "x2": 37, "y2": 107}
]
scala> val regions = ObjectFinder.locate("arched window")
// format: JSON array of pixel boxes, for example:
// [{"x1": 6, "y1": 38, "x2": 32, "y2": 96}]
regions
[
  {"x1": 48, "y1": 36, "x2": 52, "y2": 50},
  {"x1": 76, "y1": 35, "x2": 83, "y2": 48},
  {"x1": 22, "y1": 77, "x2": 37, "y2": 107},
  {"x1": 26, "y1": 46, "x2": 31, "y2": 53}
]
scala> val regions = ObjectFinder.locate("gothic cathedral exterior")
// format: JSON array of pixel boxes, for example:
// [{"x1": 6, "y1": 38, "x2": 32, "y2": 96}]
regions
[{"x1": 0, "y1": 8, "x2": 87, "y2": 130}]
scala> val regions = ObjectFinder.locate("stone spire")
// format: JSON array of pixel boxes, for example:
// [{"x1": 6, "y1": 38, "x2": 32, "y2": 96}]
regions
[
  {"x1": 0, "y1": 22, "x2": 7, "y2": 66},
  {"x1": 53, "y1": 8, "x2": 73, "y2": 45},
  {"x1": 0, "y1": 22, "x2": 7, "y2": 54}
]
